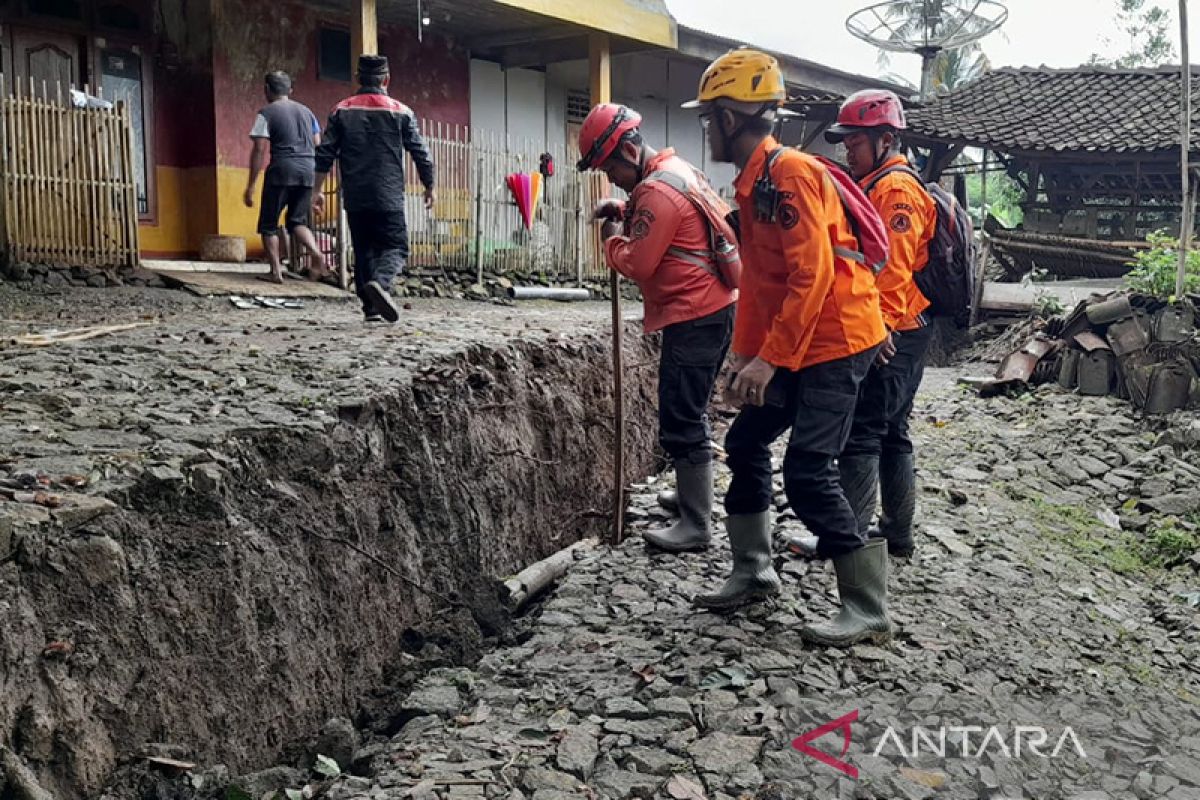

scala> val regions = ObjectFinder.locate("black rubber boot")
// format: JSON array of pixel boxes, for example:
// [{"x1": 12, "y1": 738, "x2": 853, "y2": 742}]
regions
[
  {"x1": 643, "y1": 461, "x2": 712, "y2": 552},
  {"x1": 878, "y1": 451, "x2": 917, "y2": 557},
  {"x1": 693, "y1": 512, "x2": 781, "y2": 610},
  {"x1": 657, "y1": 488, "x2": 679, "y2": 515}
]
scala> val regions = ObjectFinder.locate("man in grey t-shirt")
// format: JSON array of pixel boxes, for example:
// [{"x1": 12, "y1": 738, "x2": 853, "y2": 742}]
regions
[{"x1": 243, "y1": 71, "x2": 326, "y2": 283}]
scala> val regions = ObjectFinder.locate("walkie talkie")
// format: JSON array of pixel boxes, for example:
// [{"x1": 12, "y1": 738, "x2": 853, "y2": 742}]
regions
[{"x1": 753, "y1": 148, "x2": 784, "y2": 223}]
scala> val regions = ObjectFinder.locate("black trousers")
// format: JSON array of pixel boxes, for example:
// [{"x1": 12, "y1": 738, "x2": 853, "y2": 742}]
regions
[
  {"x1": 843, "y1": 324, "x2": 933, "y2": 459},
  {"x1": 658, "y1": 304, "x2": 734, "y2": 464},
  {"x1": 347, "y1": 210, "x2": 409, "y2": 315},
  {"x1": 724, "y1": 345, "x2": 879, "y2": 559}
]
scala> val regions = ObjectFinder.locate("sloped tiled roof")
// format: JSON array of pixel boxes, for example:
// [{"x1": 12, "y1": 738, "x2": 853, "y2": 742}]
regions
[
  {"x1": 906, "y1": 66, "x2": 1200, "y2": 154},
  {"x1": 788, "y1": 88, "x2": 844, "y2": 105}
]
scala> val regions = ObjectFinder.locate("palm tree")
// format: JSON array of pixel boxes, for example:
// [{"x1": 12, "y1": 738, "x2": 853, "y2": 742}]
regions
[
  {"x1": 870, "y1": 0, "x2": 997, "y2": 95},
  {"x1": 931, "y1": 46, "x2": 990, "y2": 92}
]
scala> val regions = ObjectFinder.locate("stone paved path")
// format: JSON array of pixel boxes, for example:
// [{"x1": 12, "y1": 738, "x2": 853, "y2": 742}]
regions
[
  {"x1": 1, "y1": 287, "x2": 615, "y2": 506},
  {"x1": 333, "y1": 370, "x2": 1200, "y2": 800}
]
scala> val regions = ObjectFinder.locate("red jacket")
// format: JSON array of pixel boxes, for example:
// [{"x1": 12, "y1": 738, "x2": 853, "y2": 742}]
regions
[{"x1": 603, "y1": 149, "x2": 736, "y2": 332}]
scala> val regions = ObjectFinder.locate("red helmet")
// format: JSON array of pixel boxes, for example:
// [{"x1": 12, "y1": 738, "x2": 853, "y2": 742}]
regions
[
  {"x1": 824, "y1": 89, "x2": 906, "y2": 143},
  {"x1": 577, "y1": 104, "x2": 642, "y2": 171}
]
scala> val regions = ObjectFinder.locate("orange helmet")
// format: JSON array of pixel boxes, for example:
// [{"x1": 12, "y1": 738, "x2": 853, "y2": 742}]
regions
[
  {"x1": 682, "y1": 48, "x2": 786, "y2": 109},
  {"x1": 577, "y1": 103, "x2": 642, "y2": 171}
]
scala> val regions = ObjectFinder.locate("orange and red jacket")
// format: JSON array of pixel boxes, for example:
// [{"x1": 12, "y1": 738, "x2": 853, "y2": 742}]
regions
[
  {"x1": 732, "y1": 137, "x2": 886, "y2": 370},
  {"x1": 860, "y1": 155, "x2": 936, "y2": 332},
  {"x1": 603, "y1": 149, "x2": 737, "y2": 333}
]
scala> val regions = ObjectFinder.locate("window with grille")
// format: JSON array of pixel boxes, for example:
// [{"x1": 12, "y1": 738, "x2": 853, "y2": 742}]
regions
[{"x1": 567, "y1": 91, "x2": 590, "y2": 123}]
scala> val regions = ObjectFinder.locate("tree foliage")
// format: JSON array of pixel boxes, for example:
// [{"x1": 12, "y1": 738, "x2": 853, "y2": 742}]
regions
[
  {"x1": 1089, "y1": 0, "x2": 1176, "y2": 68},
  {"x1": 873, "y1": 0, "x2": 994, "y2": 93}
]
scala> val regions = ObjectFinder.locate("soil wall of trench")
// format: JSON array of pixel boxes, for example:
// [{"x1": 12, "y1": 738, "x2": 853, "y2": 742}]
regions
[{"x1": 0, "y1": 327, "x2": 660, "y2": 799}]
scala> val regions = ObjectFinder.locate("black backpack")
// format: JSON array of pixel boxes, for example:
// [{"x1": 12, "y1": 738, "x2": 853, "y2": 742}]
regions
[{"x1": 864, "y1": 164, "x2": 977, "y2": 327}]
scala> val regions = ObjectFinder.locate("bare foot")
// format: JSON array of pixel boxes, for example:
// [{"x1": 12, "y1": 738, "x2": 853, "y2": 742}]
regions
[{"x1": 258, "y1": 271, "x2": 285, "y2": 285}]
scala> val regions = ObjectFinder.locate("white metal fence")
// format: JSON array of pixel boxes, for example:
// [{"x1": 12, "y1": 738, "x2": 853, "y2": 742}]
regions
[{"x1": 306, "y1": 122, "x2": 611, "y2": 285}]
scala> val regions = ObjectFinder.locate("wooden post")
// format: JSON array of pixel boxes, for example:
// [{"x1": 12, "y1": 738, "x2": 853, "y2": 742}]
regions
[
  {"x1": 351, "y1": 0, "x2": 378, "y2": 65},
  {"x1": 970, "y1": 236, "x2": 991, "y2": 327},
  {"x1": 980, "y1": 149, "x2": 988, "y2": 225},
  {"x1": 473, "y1": 151, "x2": 484, "y2": 285},
  {"x1": 590, "y1": 31, "x2": 624, "y2": 546},
  {"x1": 1178, "y1": 0, "x2": 1192, "y2": 298}
]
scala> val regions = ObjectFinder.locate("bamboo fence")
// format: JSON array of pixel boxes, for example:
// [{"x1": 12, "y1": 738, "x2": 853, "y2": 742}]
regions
[{"x1": 0, "y1": 77, "x2": 140, "y2": 268}]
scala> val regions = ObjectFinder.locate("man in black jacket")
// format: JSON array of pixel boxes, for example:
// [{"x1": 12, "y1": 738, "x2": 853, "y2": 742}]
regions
[{"x1": 314, "y1": 54, "x2": 435, "y2": 322}]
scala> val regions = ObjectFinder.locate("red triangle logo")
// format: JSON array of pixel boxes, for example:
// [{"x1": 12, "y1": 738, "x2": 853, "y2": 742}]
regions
[{"x1": 791, "y1": 709, "x2": 859, "y2": 779}]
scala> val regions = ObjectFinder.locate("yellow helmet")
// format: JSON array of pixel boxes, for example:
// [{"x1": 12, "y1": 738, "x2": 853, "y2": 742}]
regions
[{"x1": 682, "y1": 48, "x2": 786, "y2": 109}]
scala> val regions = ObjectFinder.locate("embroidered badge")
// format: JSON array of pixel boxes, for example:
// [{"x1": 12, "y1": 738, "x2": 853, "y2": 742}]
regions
[{"x1": 778, "y1": 203, "x2": 800, "y2": 230}]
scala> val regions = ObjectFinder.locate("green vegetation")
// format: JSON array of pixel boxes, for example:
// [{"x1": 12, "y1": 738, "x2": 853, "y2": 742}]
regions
[
  {"x1": 1028, "y1": 496, "x2": 1199, "y2": 575},
  {"x1": 965, "y1": 170, "x2": 1024, "y2": 229},
  {"x1": 1124, "y1": 230, "x2": 1200, "y2": 299}
]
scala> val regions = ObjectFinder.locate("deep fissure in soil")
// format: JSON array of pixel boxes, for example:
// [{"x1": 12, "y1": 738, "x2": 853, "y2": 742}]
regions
[{"x1": 0, "y1": 328, "x2": 659, "y2": 799}]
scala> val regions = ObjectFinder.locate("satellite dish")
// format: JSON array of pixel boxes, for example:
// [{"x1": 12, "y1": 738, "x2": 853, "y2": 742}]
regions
[{"x1": 847, "y1": 0, "x2": 1008, "y2": 97}]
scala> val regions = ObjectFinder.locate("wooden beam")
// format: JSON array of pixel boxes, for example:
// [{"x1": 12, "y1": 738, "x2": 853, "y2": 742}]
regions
[
  {"x1": 352, "y1": 0, "x2": 378, "y2": 66},
  {"x1": 589, "y1": 32, "x2": 611, "y2": 105}
]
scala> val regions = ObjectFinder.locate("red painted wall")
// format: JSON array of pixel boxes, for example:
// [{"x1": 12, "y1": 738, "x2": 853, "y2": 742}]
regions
[
  {"x1": 210, "y1": 0, "x2": 470, "y2": 170},
  {"x1": 153, "y1": 65, "x2": 217, "y2": 168}
]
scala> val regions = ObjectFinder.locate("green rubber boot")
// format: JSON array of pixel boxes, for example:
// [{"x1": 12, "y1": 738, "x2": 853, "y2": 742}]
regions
[
  {"x1": 693, "y1": 512, "x2": 781, "y2": 610},
  {"x1": 800, "y1": 539, "x2": 892, "y2": 648},
  {"x1": 643, "y1": 461, "x2": 712, "y2": 552}
]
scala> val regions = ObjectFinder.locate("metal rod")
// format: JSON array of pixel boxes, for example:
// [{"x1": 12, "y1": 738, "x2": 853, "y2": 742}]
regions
[
  {"x1": 1178, "y1": 0, "x2": 1192, "y2": 298},
  {"x1": 508, "y1": 286, "x2": 590, "y2": 301}
]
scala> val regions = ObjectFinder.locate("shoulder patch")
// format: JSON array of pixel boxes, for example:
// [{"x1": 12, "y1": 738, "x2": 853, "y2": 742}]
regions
[
  {"x1": 778, "y1": 203, "x2": 800, "y2": 231},
  {"x1": 630, "y1": 207, "x2": 655, "y2": 240},
  {"x1": 889, "y1": 213, "x2": 911, "y2": 233}
]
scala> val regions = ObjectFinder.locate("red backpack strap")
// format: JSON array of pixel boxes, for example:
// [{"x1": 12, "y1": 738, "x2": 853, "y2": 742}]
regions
[{"x1": 811, "y1": 154, "x2": 890, "y2": 274}]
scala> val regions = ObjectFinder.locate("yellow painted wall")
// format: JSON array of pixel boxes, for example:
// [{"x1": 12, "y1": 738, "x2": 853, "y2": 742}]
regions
[
  {"x1": 217, "y1": 166, "x2": 263, "y2": 253},
  {"x1": 492, "y1": 0, "x2": 676, "y2": 48},
  {"x1": 138, "y1": 165, "x2": 220, "y2": 257},
  {"x1": 138, "y1": 166, "x2": 189, "y2": 255}
]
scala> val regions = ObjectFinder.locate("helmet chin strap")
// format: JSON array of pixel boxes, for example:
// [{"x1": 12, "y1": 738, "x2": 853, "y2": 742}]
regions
[
  {"x1": 869, "y1": 131, "x2": 894, "y2": 173},
  {"x1": 715, "y1": 103, "x2": 772, "y2": 162},
  {"x1": 612, "y1": 143, "x2": 648, "y2": 181}
]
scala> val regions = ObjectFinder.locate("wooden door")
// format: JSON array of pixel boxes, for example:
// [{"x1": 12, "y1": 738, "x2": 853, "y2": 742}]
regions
[{"x1": 10, "y1": 27, "x2": 84, "y2": 97}]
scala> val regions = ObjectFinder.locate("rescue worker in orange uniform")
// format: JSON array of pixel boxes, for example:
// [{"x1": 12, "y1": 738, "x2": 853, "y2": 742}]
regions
[
  {"x1": 684, "y1": 49, "x2": 892, "y2": 648},
  {"x1": 789, "y1": 90, "x2": 936, "y2": 560},
  {"x1": 577, "y1": 103, "x2": 738, "y2": 553}
]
